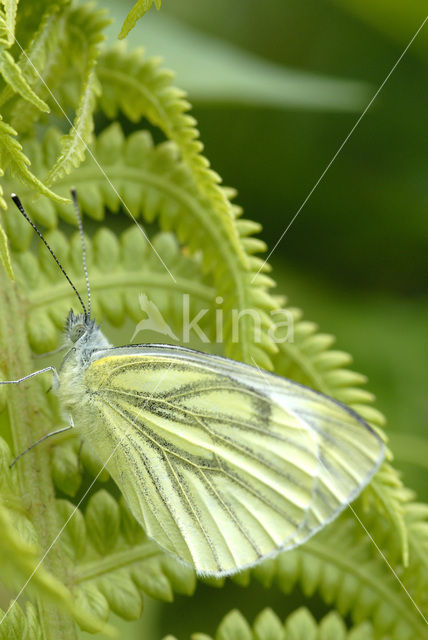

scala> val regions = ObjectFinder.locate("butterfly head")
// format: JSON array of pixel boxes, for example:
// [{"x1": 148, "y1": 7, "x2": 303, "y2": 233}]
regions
[
  {"x1": 65, "y1": 310, "x2": 111, "y2": 359},
  {"x1": 66, "y1": 309, "x2": 95, "y2": 343}
]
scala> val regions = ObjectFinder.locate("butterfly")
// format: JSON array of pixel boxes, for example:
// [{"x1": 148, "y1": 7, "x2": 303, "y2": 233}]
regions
[{"x1": 2, "y1": 191, "x2": 384, "y2": 577}]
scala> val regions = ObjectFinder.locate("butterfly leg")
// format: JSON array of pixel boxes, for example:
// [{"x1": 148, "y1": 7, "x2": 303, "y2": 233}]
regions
[
  {"x1": 9, "y1": 416, "x2": 75, "y2": 468},
  {"x1": 0, "y1": 366, "x2": 60, "y2": 388}
]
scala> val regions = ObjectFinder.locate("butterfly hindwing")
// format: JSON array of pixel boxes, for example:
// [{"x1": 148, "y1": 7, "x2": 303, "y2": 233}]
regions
[{"x1": 81, "y1": 345, "x2": 384, "y2": 576}]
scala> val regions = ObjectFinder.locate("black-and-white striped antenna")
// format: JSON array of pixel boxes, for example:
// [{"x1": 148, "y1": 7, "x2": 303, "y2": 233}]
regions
[
  {"x1": 11, "y1": 193, "x2": 88, "y2": 318},
  {"x1": 70, "y1": 188, "x2": 91, "y2": 319}
]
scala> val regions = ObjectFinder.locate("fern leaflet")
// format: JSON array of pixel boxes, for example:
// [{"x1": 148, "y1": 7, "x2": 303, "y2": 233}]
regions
[{"x1": 119, "y1": 0, "x2": 162, "y2": 40}]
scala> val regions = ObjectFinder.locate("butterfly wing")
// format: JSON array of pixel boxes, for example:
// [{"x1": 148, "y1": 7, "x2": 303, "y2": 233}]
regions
[{"x1": 81, "y1": 344, "x2": 384, "y2": 576}]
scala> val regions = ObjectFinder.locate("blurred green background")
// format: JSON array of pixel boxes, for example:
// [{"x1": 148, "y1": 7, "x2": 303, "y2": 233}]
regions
[{"x1": 83, "y1": 1, "x2": 428, "y2": 637}]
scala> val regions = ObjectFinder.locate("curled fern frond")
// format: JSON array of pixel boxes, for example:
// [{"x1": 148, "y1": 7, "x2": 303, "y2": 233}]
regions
[
  {"x1": 97, "y1": 45, "x2": 246, "y2": 262},
  {"x1": 164, "y1": 606, "x2": 374, "y2": 640},
  {"x1": 118, "y1": 0, "x2": 162, "y2": 40}
]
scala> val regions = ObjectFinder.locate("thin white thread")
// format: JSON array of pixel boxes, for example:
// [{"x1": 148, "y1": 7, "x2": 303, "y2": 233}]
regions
[
  {"x1": 0, "y1": 362, "x2": 173, "y2": 627},
  {"x1": 8, "y1": 33, "x2": 177, "y2": 283},
  {"x1": 252, "y1": 15, "x2": 428, "y2": 282},
  {"x1": 349, "y1": 504, "x2": 428, "y2": 626}
]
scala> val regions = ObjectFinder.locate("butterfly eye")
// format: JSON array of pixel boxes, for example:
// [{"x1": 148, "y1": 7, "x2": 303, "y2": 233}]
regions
[{"x1": 70, "y1": 324, "x2": 85, "y2": 342}]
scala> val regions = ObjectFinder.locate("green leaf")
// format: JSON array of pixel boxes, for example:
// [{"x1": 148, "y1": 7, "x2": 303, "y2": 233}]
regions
[
  {"x1": 45, "y1": 5, "x2": 109, "y2": 185},
  {"x1": 1, "y1": 0, "x2": 18, "y2": 46},
  {"x1": 56, "y1": 498, "x2": 87, "y2": 560},
  {"x1": 1, "y1": 4, "x2": 67, "y2": 133},
  {"x1": 318, "y1": 611, "x2": 347, "y2": 640},
  {"x1": 72, "y1": 583, "x2": 109, "y2": 630},
  {"x1": 23, "y1": 603, "x2": 43, "y2": 640},
  {"x1": 98, "y1": 569, "x2": 143, "y2": 620},
  {"x1": 0, "y1": 499, "x2": 112, "y2": 636},
  {"x1": 118, "y1": 0, "x2": 162, "y2": 39},
  {"x1": 260, "y1": 511, "x2": 428, "y2": 639},
  {"x1": 253, "y1": 608, "x2": 284, "y2": 640},
  {"x1": 131, "y1": 558, "x2": 173, "y2": 602},
  {"x1": 51, "y1": 442, "x2": 82, "y2": 497},
  {"x1": 0, "y1": 50, "x2": 49, "y2": 112},
  {"x1": 0, "y1": 602, "x2": 26, "y2": 640},
  {"x1": 44, "y1": 67, "x2": 99, "y2": 185},
  {"x1": 0, "y1": 118, "x2": 66, "y2": 202},
  {"x1": 216, "y1": 610, "x2": 252, "y2": 640},
  {"x1": 175, "y1": 607, "x2": 375, "y2": 640},
  {"x1": 86, "y1": 489, "x2": 120, "y2": 555},
  {"x1": 284, "y1": 608, "x2": 317, "y2": 640}
]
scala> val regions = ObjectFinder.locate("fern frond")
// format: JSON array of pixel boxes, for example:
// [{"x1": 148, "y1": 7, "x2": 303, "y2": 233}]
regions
[
  {"x1": 2, "y1": 0, "x2": 18, "y2": 45},
  {"x1": 44, "y1": 66, "x2": 99, "y2": 185},
  {"x1": 165, "y1": 607, "x2": 374, "y2": 640},
  {"x1": 11, "y1": 121, "x2": 278, "y2": 366},
  {"x1": 0, "y1": 602, "x2": 42, "y2": 640},
  {"x1": 405, "y1": 502, "x2": 428, "y2": 596},
  {"x1": 45, "y1": 5, "x2": 109, "y2": 185},
  {"x1": 0, "y1": 48, "x2": 49, "y2": 112},
  {"x1": 54, "y1": 490, "x2": 196, "y2": 625},
  {"x1": 2, "y1": 4, "x2": 68, "y2": 133},
  {"x1": 370, "y1": 462, "x2": 410, "y2": 565},
  {"x1": 0, "y1": 440, "x2": 113, "y2": 635},
  {"x1": 65, "y1": 121, "x2": 280, "y2": 367},
  {"x1": 97, "y1": 45, "x2": 245, "y2": 263},
  {"x1": 12, "y1": 221, "x2": 213, "y2": 352},
  {"x1": 246, "y1": 507, "x2": 428, "y2": 640},
  {"x1": 96, "y1": 43, "x2": 262, "y2": 301},
  {"x1": 118, "y1": 0, "x2": 162, "y2": 40},
  {"x1": 0, "y1": 118, "x2": 66, "y2": 201}
]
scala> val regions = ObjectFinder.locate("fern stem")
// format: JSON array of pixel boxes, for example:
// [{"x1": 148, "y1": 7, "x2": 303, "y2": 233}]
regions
[
  {"x1": 0, "y1": 275, "x2": 77, "y2": 639},
  {"x1": 74, "y1": 542, "x2": 161, "y2": 583},
  {"x1": 28, "y1": 271, "x2": 214, "y2": 310}
]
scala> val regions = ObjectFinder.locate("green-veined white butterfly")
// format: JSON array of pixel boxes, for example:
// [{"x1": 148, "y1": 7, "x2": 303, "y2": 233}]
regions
[{"x1": 2, "y1": 191, "x2": 385, "y2": 577}]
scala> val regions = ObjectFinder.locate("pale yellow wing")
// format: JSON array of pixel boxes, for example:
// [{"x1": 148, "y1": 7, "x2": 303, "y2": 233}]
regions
[{"x1": 81, "y1": 345, "x2": 384, "y2": 576}]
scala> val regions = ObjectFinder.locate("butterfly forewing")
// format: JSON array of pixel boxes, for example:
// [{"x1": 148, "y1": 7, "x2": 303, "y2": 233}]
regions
[{"x1": 81, "y1": 345, "x2": 384, "y2": 576}]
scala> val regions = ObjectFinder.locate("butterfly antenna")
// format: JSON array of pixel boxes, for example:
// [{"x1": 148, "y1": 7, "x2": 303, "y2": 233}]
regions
[
  {"x1": 11, "y1": 194, "x2": 88, "y2": 317},
  {"x1": 70, "y1": 188, "x2": 91, "y2": 319}
]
